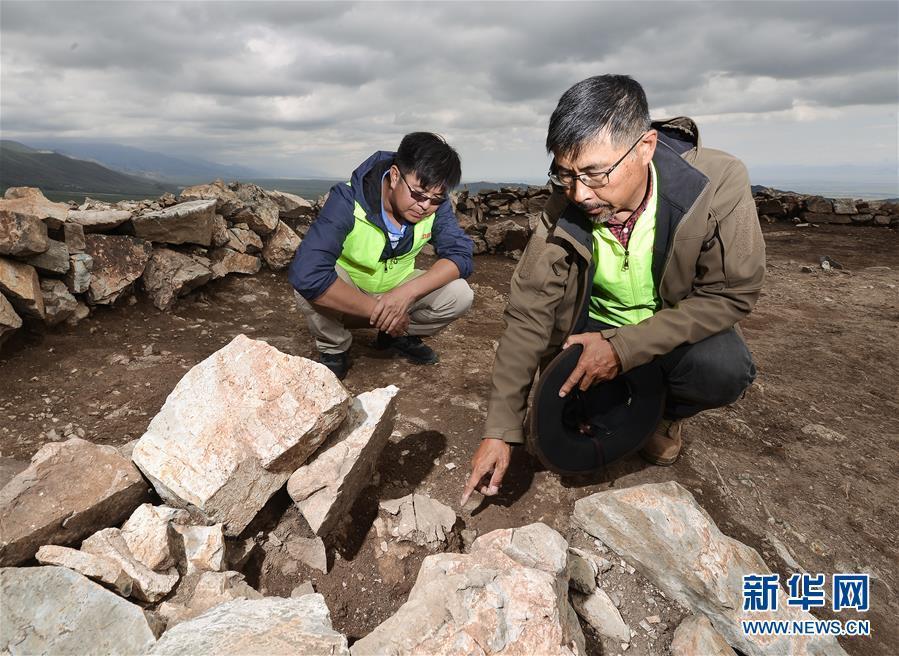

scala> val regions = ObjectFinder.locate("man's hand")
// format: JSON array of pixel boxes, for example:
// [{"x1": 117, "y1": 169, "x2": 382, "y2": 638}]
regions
[
  {"x1": 460, "y1": 438, "x2": 511, "y2": 506},
  {"x1": 370, "y1": 287, "x2": 416, "y2": 335},
  {"x1": 558, "y1": 333, "x2": 621, "y2": 397}
]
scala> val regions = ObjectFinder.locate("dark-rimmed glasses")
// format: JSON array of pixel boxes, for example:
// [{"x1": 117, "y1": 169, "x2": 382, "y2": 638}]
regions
[
  {"x1": 399, "y1": 171, "x2": 447, "y2": 206},
  {"x1": 548, "y1": 133, "x2": 645, "y2": 189}
]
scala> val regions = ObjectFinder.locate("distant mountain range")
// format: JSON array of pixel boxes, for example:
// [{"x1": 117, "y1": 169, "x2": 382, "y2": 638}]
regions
[{"x1": 0, "y1": 140, "x2": 177, "y2": 199}]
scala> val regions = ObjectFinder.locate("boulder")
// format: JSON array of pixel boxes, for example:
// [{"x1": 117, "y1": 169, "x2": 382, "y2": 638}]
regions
[
  {"x1": 209, "y1": 248, "x2": 262, "y2": 278},
  {"x1": 64, "y1": 252, "x2": 93, "y2": 294},
  {"x1": 211, "y1": 214, "x2": 230, "y2": 248},
  {"x1": 132, "y1": 335, "x2": 351, "y2": 535},
  {"x1": 63, "y1": 221, "x2": 86, "y2": 253},
  {"x1": 156, "y1": 570, "x2": 263, "y2": 629},
  {"x1": 0, "y1": 257, "x2": 44, "y2": 320},
  {"x1": 120, "y1": 503, "x2": 191, "y2": 571},
  {"x1": 174, "y1": 524, "x2": 226, "y2": 574},
  {"x1": 671, "y1": 613, "x2": 735, "y2": 656},
  {"x1": 26, "y1": 237, "x2": 70, "y2": 275},
  {"x1": 232, "y1": 183, "x2": 280, "y2": 236},
  {"x1": 224, "y1": 225, "x2": 263, "y2": 253},
  {"x1": 141, "y1": 248, "x2": 213, "y2": 310},
  {"x1": 353, "y1": 523, "x2": 584, "y2": 656},
  {"x1": 261, "y1": 220, "x2": 301, "y2": 270},
  {"x1": 40, "y1": 278, "x2": 78, "y2": 326},
  {"x1": 84, "y1": 234, "x2": 153, "y2": 305},
  {"x1": 81, "y1": 527, "x2": 180, "y2": 603},
  {"x1": 573, "y1": 482, "x2": 847, "y2": 656},
  {"x1": 1, "y1": 187, "x2": 69, "y2": 229},
  {"x1": 35, "y1": 544, "x2": 133, "y2": 596},
  {"x1": 0, "y1": 437, "x2": 149, "y2": 566},
  {"x1": 67, "y1": 208, "x2": 132, "y2": 232},
  {"x1": 804, "y1": 196, "x2": 833, "y2": 213},
  {"x1": 0, "y1": 209, "x2": 49, "y2": 257},
  {"x1": 179, "y1": 180, "x2": 244, "y2": 217},
  {"x1": 375, "y1": 493, "x2": 457, "y2": 548},
  {"x1": 148, "y1": 595, "x2": 350, "y2": 655},
  {"x1": 831, "y1": 198, "x2": 858, "y2": 215},
  {"x1": 132, "y1": 199, "x2": 216, "y2": 246},
  {"x1": 485, "y1": 219, "x2": 530, "y2": 253},
  {"x1": 268, "y1": 189, "x2": 315, "y2": 219},
  {"x1": 0, "y1": 566, "x2": 157, "y2": 655},
  {"x1": 0, "y1": 293, "x2": 22, "y2": 345},
  {"x1": 570, "y1": 588, "x2": 631, "y2": 643},
  {"x1": 288, "y1": 386, "x2": 398, "y2": 536}
]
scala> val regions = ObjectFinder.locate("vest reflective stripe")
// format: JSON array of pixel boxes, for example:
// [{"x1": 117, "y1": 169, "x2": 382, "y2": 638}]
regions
[
  {"x1": 589, "y1": 162, "x2": 660, "y2": 326},
  {"x1": 337, "y1": 199, "x2": 435, "y2": 294}
]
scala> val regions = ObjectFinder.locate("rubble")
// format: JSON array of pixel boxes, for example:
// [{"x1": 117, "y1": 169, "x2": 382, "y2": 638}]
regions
[
  {"x1": 0, "y1": 437, "x2": 149, "y2": 566},
  {"x1": 132, "y1": 335, "x2": 351, "y2": 535},
  {"x1": 174, "y1": 523, "x2": 226, "y2": 574},
  {"x1": 375, "y1": 493, "x2": 457, "y2": 548},
  {"x1": 120, "y1": 503, "x2": 191, "y2": 571},
  {"x1": 156, "y1": 570, "x2": 263, "y2": 628},
  {"x1": 288, "y1": 385, "x2": 398, "y2": 536}
]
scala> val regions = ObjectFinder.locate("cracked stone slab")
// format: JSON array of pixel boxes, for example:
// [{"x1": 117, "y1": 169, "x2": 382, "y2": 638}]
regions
[{"x1": 375, "y1": 493, "x2": 457, "y2": 549}]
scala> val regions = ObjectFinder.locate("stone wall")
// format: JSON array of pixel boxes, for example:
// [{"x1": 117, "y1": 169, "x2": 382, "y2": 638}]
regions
[{"x1": 2, "y1": 180, "x2": 895, "y2": 347}]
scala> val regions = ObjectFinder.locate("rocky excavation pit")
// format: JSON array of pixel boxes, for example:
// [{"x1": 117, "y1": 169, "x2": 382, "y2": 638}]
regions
[{"x1": 1, "y1": 183, "x2": 897, "y2": 655}]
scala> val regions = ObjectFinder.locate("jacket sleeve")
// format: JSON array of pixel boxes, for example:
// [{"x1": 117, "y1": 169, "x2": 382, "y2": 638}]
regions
[
  {"x1": 606, "y1": 159, "x2": 766, "y2": 371},
  {"x1": 430, "y1": 200, "x2": 474, "y2": 278},
  {"x1": 483, "y1": 221, "x2": 571, "y2": 443},
  {"x1": 287, "y1": 185, "x2": 356, "y2": 301}
]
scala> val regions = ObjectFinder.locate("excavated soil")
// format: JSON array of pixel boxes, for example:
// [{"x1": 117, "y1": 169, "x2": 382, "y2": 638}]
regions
[{"x1": 1, "y1": 223, "x2": 897, "y2": 655}]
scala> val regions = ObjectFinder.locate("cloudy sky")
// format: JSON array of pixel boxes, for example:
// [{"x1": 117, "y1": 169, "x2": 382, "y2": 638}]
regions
[{"x1": 2, "y1": 1, "x2": 897, "y2": 192}]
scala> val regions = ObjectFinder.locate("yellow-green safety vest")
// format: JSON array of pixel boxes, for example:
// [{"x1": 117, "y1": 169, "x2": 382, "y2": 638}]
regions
[
  {"x1": 589, "y1": 162, "x2": 661, "y2": 326},
  {"x1": 337, "y1": 196, "x2": 435, "y2": 294}
]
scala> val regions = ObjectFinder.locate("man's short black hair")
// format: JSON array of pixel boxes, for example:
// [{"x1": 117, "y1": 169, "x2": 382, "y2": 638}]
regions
[
  {"x1": 395, "y1": 132, "x2": 462, "y2": 192},
  {"x1": 546, "y1": 75, "x2": 650, "y2": 159}
]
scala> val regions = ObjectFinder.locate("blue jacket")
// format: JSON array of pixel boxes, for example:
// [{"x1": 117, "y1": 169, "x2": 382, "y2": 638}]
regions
[{"x1": 288, "y1": 151, "x2": 474, "y2": 301}]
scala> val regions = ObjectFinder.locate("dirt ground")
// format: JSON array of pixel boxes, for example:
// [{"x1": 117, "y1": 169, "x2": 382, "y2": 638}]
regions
[{"x1": 1, "y1": 223, "x2": 896, "y2": 655}]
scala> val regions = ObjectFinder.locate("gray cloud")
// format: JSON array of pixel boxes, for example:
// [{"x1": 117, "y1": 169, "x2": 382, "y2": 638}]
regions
[{"x1": 1, "y1": 0, "x2": 896, "y2": 182}]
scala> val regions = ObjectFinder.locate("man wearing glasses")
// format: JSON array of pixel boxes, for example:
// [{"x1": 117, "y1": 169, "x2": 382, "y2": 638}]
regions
[
  {"x1": 462, "y1": 75, "x2": 764, "y2": 505},
  {"x1": 289, "y1": 132, "x2": 473, "y2": 380}
]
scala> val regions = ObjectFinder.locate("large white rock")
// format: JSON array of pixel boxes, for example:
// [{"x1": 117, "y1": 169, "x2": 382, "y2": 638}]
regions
[
  {"x1": 35, "y1": 544, "x2": 134, "y2": 596},
  {"x1": 132, "y1": 335, "x2": 351, "y2": 535},
  {"x1": 0, "y1": 566, "x2": 157, "y2": 655},
  {"x1": 121, "y1": 503, "x2": 191, "y2": 571},
  {"x1": 132, "y1": 199, "x2": 216, "y2": 246},
  {"x1": 671, "y1": 613, "x2": 735, "y2": 656},
  {"x1": 261, "y1": 220, "x2": 301, "y2": 270},
  {"x1": 0, "y1": 438, "x2": 149, "y2": 566},
  {"x1": 148, "y1": 595, "x2": 350, "y2": 655},
  {"x1": 573, "y1": 482, "x2": 847, "y2": 656},
  {"x1": 81, "y1": 527, "x2": 180, "y2": 603},
  {"x1": 288, "y1": 386, "x2": 398, "y2": 536},
  {"x1": 352, "y1": 523, "x2": 584, "y2": 656},
  {"x1": 570, "y1": 588, "x2": 631, "y2": 643}
]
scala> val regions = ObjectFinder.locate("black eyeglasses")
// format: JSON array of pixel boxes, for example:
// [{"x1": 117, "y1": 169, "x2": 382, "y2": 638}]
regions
[
  {"x1": 399, "y1": 171, "x2": 447, "y2": 206},
  {"x1": 548, "y1": 133, "x2": 645, "y2": 189}
]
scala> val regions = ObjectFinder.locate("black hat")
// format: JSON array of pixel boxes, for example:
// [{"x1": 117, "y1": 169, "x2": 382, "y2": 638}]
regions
[{"x1": 529, "y1": 344, "x2": 666, "y2": 475}]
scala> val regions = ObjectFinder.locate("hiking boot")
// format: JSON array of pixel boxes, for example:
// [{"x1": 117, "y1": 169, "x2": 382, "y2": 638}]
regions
[
  {"x1": 375, "y1": 331, "x2": 439, "y2": 365},
  {"x1": 319, "y1": 351, "x2": 349, "y2": 380},
  {"x1": 639, "y1": 418, "x2": 684, "y2": 466}
]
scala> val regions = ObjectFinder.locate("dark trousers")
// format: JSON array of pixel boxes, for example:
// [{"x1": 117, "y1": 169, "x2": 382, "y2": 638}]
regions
[{"x1": 586, "y1": 319, "x2": 757, "y2": 420}]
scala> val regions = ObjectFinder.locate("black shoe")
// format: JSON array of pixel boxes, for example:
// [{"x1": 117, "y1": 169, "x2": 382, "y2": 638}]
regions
[
  {"x1": 375, "y1": 331, "x2": 439, "y2": 365},
  {"x1": 319, "y1": 351, "x2": 349, "y2": 380}
]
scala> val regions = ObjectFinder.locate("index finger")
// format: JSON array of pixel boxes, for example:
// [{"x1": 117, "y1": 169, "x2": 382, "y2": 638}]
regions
[
  {"x1": 559, "y1": 363, "x2": 585, "y2": 398},
  {"x1": 461, "y1": 463, "x2": 491, "y2": 507}
]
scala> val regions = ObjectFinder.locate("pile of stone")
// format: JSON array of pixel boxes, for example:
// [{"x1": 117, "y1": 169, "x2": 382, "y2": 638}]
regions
[
  {"x1": 753, "y1": 187, "x2": 899, "y2": 226},
  {"x1": 453, "y1": 185, "x2": 551, "y2": 257},
  {"x1": 0, "y1": 182, "x2": 313, "y2": 345}
]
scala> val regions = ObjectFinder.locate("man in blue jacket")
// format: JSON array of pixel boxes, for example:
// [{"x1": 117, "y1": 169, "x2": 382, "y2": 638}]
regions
[{"x1": 289, "y1": 132, "x2": 474, "y2": 379}]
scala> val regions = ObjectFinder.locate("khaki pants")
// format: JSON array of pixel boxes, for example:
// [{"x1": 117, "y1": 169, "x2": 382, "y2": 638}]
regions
[{"x1": 295, "y1": 265, "x2": 474, "y2": 354}]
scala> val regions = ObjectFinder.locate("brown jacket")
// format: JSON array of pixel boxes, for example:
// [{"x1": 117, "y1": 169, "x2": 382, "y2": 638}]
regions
[{"x1": 484, "y1": 118, "x2": 766, "y2": 444}]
